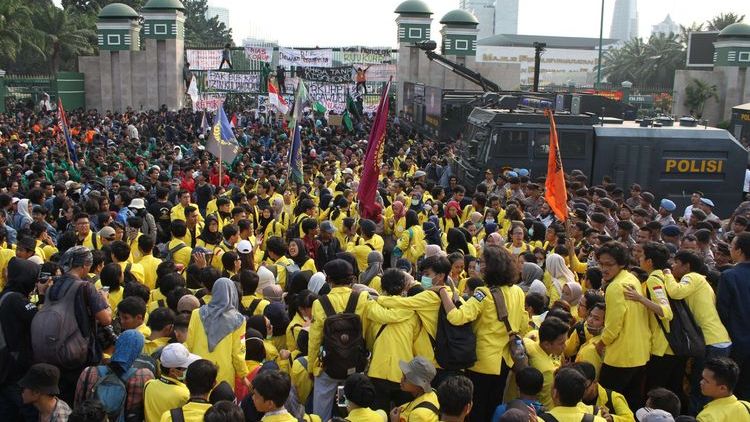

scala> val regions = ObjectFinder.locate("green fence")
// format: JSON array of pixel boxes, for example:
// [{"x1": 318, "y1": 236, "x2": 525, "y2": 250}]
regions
[{"x1": 0, "y1": 72, "x2": 85, "y2": 113}]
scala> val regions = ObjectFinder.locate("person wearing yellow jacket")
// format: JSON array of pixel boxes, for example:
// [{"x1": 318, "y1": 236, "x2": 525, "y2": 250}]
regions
[
  {"x1": 308, "y1": 259, "x2": 371, "y2": 422},
  {"x1": 392, "y1": 357, "x2": 440, "y2": 422},
  {"x1": 434, "y1": 246, "x2": 529, "y2": 422},
  {"x1": 574, "y1": 362, "x2": 635, "y2": 422},
  {"x1": 622, "y1": 242, "x2": 684, "y2": 401},
  {"x1": 185, "y1": 278, "x2": 248, "y2": 390},
  {"x1": 595, "y1": 242, "x2": 651, "y2": 410},
  {"x1": 396, "y1": 210, "x2": 425, "y2": 266},
  {"x1": 697, "y1": 357, "x2": 750, "y2": 422},
  {"x1": 523, "y1": 317, "x2": 569, "y2": 409},
  {"x1": 544, "y1": 368, "x2": 608, "y2": 422},
  {"x1": 367, "y1": 268, "x2": 420, "y2": 412}
]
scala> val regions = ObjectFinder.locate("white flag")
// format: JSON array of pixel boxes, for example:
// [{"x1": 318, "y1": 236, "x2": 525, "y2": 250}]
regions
[{"x1": 187, "y1": 76, "x2": 199, "y2": 106}]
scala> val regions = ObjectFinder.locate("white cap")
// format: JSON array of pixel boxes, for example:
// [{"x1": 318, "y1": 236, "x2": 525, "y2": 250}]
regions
[
  {"x1": 160, "y1": 343, "x2": 201, "y2": 369},
  {"x1": 236, "y1": 239, "x2": 253, "y2": 254},
  {"x1": 128, "y1": 198, "x2": 146, "y2": 209}
]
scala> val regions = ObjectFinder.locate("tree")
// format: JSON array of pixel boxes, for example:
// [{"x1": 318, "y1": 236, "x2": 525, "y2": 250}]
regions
[
  {"x1": 706, "y1": 12, "x2": 745, "y2": 31},
  {"x1": 61, "y1": 0, "x2": 145, "y2": 14},
  {"x1": 598, "y1": 37, "x2": 649, "y2": 85},
  {"x1": 0, "y1": 0, "x2": 42, "y2": 67},
  {"x1": 679, "y1": 22, "x2": 704, "y2": 46},
  {"x1": 31, "y1": 5, "x2": 96, "y2": 73},
  {"x1": 184, "y1": 0, "x2": 233, "y2": 47},
  {"x1": 684, "y1": 79, "x2": 718, "y2": 118},
  {"x1": 641, "y1": 33, "x2": 685, "y2": 88}
]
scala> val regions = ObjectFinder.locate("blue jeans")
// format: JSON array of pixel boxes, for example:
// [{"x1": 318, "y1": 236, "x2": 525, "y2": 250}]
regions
[
  {"x1": 690, "y1": 345, "x2": 732, "y2": 415},
  {"x1": 313, "y1": 371, "x2": 343, "y2": 422}
]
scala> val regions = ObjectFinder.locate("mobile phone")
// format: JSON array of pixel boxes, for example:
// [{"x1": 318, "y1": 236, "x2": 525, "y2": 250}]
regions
[
  {"x1": 38, "y1": 272, "x2": 51, "y2": 281},
  {"x1": 336, "y1": 385, "x2": 347, "y2": 407}
]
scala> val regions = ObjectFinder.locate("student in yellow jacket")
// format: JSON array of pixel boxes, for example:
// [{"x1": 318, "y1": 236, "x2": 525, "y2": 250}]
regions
[
  {"x1": 159, "y1": 359, "x2": 217, "y2": 422},
  {"x1": 697, "y1": 357, "x2": 750, "y2": 422},
  {"x1": 523, "y1": 317, "x2": 569, "y2": 409},
  {"x1": 392, "y1": 357, "x2": 440, "y2": 422},
  {"x1": 595, "y1": 242, "x2": 651, "y2": 410},
  {"x1": 143, "y1": 343, "x2": 198, "y2": 422},
  {"x1": 396, "y1": 210, "x2": 425, "y2": 266},
  {"x1": 308, "y1": 259, "x2": 371, "y2": 421},
  {"x1": 342, "y1": 373, "x2": 389, "y2": 422},
  {"x1": 574, "y1": 362, "x2": 635, "y2": 422},
  {"x1": 250, "y1": 370, "x2": 300, "y2": 422},
  {"x1": 434, "y1": 246, "x2": 529, "y2": 422},
  {"x1": 543, "y1": 368, "x2": 608, "y2": 422},
  {"x1": 185, "y1": 278, "x2": 248, "y2": 390}
]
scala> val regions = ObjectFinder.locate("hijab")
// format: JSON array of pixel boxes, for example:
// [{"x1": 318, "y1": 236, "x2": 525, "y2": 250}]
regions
[
  {"x1": 4, "y1": 257, "x2": 40, "y2": 296},
  {"x1": 198, "y1": 215, "x2": 222, "y2": 245},
  {"x1": 308, "y1": 272, "x2": 327, "y2": 295},
  {"x1": 16, "y1": 198, "x2": 32, "y2": 222},
  {"x1": 423, "y1": 221, "x2": 441, "y2": 246},
  {"x1": 199, "y1": 277, "x2": 245, "y2": 352},
  {"x1": 258, "y1": 208, "x2": 274, "y2": 234},
  {"x1": 562, "y1": 281, "x2": 583, "y2": 306},
  {"x1": 446, "y1": 228, "x2": 470, "y2": 256},
  {"x1": 359, "y1": 251, "x2": 383, "y2": 286},
  {"x1": 392, "y1": 201, "x2": 406, "y2": 220},
  {"x1": 289, "y1": 238, "x2": 310, "y2": 267},
  {"x1": 110, "y1": 329, "x2": 145, "y2": 373},
  {"x1": 545, "y1": 254, "x2": 576, "y2": 298},
  {"x1": 520, "y1": 262, "x2": 544, "y2": 292}
]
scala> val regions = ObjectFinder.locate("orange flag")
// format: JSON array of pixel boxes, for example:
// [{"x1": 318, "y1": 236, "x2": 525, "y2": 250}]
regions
[{"x1": 544, "y1": 109, "x2": 568, "y2": 221}]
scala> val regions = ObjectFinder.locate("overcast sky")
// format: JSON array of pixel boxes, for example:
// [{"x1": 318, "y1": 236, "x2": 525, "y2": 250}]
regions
[{"x1": 203, "y1": 0, "x2": 750, "y2": 47}]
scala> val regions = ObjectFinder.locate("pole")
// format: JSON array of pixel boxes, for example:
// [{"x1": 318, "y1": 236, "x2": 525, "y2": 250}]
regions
[
  {"x1": 596, "y1": 0, "x2": 605, "y2": 89},
  {"x1": 218, "y1": 140, "x2": 222, "y2": 188}
]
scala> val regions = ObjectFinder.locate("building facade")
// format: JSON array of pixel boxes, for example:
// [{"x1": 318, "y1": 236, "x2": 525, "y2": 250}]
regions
[
  {"x1": 610, "y1": 0, "x2": 638, "y2": 41},
  {"x1": 494, "y1": 0, "x2": 519, "y2": 35},
  {"x1": 651, "y1": 14, "x2": 679, "y2": 37}
]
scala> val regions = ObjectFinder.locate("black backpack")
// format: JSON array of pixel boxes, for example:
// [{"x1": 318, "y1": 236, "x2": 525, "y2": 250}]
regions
[
  {"x1": 646, "y1": 283, "x2": 705, "y2": 358},
  {"x1": 429, "y1": 289, "x2": 477, "y2": 371},
  {"x1": 319, "y1": 293, "x2": 368, "y2": 379}
]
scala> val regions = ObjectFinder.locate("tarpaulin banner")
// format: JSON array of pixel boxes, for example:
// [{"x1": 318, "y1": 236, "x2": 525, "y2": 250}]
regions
[
  {"x1": 243, "y1": 45, "x2": 274, "y2": 62},
  {"x1": 341, "y1": 47, "x2": 392, "y2": 64},
  {"x1": 352, "y1": 64, "x2": 397, "y2": 82},
  {"x1": 299, "y1": 66, "x2": 353, "y2": 84},
  {"x1": 194, "y1": 94, "x2": 226, "y2": 112},
  {"x1": 187, "y1": 49, "x2": 222, "y2": 70},
  {"x1": 306, "y1": 82, "x2": 380, "y2": 114},
  {"x1": 278, "y1": 48, "x2": 333, "y2": 68},
  {"x1": 258, "y1": 94, "x2": 294, "y2": 113},
  {"x1": 205, "y1": 72, "x2": 260, "y2": 93}
]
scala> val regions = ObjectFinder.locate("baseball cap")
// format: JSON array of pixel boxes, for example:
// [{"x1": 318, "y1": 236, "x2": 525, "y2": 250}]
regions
[
  {"x1": 414, "y1": 170, "x2": 426, "y2": 178},
  {"x1": 236, "y1": 240, "x2": 253, "y2": 254},
  {"x1": 160, "y1": 343, "x2": 201, "y2": 369},
  {"x1": 635, "y1": 408, "x2": 675, "y2": 422},
  {"x1": 320, "y1": 220, "x2": 336, "y2": 234},
  {"x1": 98, "y1": 226, "x2": 116, "y2": 240},
  {"x1": 660, "y1": 199, "x2": 676, "y2": 212},
  {"x1": 18, "y1": 363, "x2": 61, "y2": 395},
  {"x1": 399, "y1": 357, "x2": 436, "y2": 393},
  {"x1": 11, "y1": 197, "x2": 19, "y2": 204}
]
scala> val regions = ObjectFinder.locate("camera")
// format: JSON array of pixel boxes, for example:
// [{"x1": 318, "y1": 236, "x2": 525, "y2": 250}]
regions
[{"x1": 336, "y1": 385, "x2": 347, "y2": 407}]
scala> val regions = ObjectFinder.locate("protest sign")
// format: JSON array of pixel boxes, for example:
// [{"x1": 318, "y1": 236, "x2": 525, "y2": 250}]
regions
[
  {"x1": 243, "y1": 45, "x2": 274, "y2": 62},
  {"x1": 352, "y1": 64, "x2": 397, "y2": 82},
  {"x1": 205, "y1": 72, "x2": 260, "y2": 93},
  {"x1": 299, "y1": 66, "x2": 353, "y2": 84},
  {"x1": 194, "y1": 94, "x2": 226, "y2": 112},
  {"x1": 258, "y1": 94, "x2": 294, "y2": 113},
  {"x1": 279, "y1": 48, "x2": 333, "y2": 68},
  {"x1": 306, "y1": 81, "x2": 381, "y2": 114},
  {"x1": 187, "y1": 49, "x2": 222, "y2": 70},
  {"x1": 341, "y1": 47, "x2": 392, "y2": 64}
]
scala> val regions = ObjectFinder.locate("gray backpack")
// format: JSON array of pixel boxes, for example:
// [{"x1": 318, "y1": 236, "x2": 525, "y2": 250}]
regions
[{"x1": 31, "y1": 279, "x2": 89, "y2": 368}]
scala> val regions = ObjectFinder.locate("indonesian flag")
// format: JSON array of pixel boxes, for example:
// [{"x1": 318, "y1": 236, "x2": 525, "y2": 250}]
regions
[
  {"x1": 544, "y1": 109, "x2": 568, "y2": 221},
  {"x1": 230, "y1": 113, "x2": 237, "y2": 128},
  {"x1": 268, "y1": 80, "x2": 288, "y2": 114}
]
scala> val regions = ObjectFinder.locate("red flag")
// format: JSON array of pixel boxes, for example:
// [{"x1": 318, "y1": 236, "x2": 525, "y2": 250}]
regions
[
  {"x1": 230, "y1": 113, "x2": 237, "y2": 128},
  {"x1": 544, "y1": 109, "x2": 568, "y2": 221},
  {"x1": 357, "y1": 78, "x2": 392, "y2": 221}
]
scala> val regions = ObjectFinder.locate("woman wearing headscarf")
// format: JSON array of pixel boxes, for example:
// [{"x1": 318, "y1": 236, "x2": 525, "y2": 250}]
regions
[
  {"x1": 446, "y1": 228, "x2": 471, "y2": 257},
  {"x1": 246, "y1": 314, "x2": 285, "y2": 372},
  {"x1": 359, "y1": 251, "x2": 384, "y2": 293},
  {"x1": 289, "y1": 238, "x2": 317, "y2": 273},
  {"x1": 308, "y1": 272, "x2": 329, "y2": 295},
  {"x1": 519, "y1": 262, "x2": 544, "y2": 293},
  {"x1": 186, "y1": 277, "x2": 248, "y2": 389},
  {"x1": 286, "y1": 271, "x2": 313, "y2": 319},
  {"x1": 395, "y1": 210, "x2": 425, "y2": 266},
  {"x1": 440, "y1": 200, "x2": 462, "y2": 233},
  {"x1": 263, "y1": 302, "x2": 290, "y2": 352},
  {"x1": 12, "y1": 198, "x2": 32, "y2": 232},
  {"x1": 545, "y1": 253, "x2": 576, "y2": 304},
  {"x1": 423, "y1": 221, "x2": 442, "y2": 247},
  {"x1": 196, "y1": 215, "x2": 223, "y2": 250},
  {"x1": 561, "y1": 280, "x2": 583, "y2": 318},
  {"x1": 74, "y1": 330, "x2": 154, "y2": 419}
]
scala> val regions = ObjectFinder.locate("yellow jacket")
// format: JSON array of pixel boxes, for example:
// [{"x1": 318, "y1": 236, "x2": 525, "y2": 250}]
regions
[
  {"x1": 170, "y1": 203, "x2": 203, "y2": 223},
  {"x1": 291, "y1": 356, "x2": 313, "y2": 406},
  {"x1": 167, "y1": 239, "x2": 192, "y2": 269},
  {"x1": 643, "y1": 270, "x2": 674, "y2": 357},
  {"x1": 241, "y1": 294, "x2": 269, "y2": 316},
  {"x1": 366, "y1": 301, "x2": 420, "y2": 383},
  {"x1": 601, "y1": 270, "x2": 651, "y2": 368},
  {"x1": 575, "y1": 334, "x2": 603, "y2": 379},
  {"x1": 159, "y1": 401, "x2": 212, "y2": 422},
  {"x1": 185, "y1": 309, "x2": 248, "y2": 389},
  {"x1": 398, "y1": 391, "x2": 440, "y2": 422},
  {"x1": 137, "y1": 255, "x2": 162, "y2": 291},
  {"x1": 696, "y1": 395, "x2": 750, "y2": 422},
  {"x1": 592, "y1": 384, "x2": 634, "y2": 422},
  {"x1": 446, "y1": 285, "x2": 529, "y2": 374},
  {"x1": 523, "y1": 337, "x2": 561, "y2": 409},
  {"x1": 547, "y1": 406, "x2": 607, "y2": 422},
  {"x1": 144, "y1": 376, "x2": 189, "y2": 422},
  {"x1": 308, "y1": 287, "x2": 371, "y2": 377},
  {"x1": 286, "y1": 312, "x2": 306, "y2": 354},
  {"x1": 397, "y1": 226, "x2": 425, "y2": 265},
  {"x1": 664, "y1": 272, "x2": 731, "y2": 346}
]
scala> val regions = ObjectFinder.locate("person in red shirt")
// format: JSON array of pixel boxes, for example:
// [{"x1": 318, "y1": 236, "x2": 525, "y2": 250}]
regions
[{"x1": 180, "y1": 170, "x2": 196, "y2": 194}]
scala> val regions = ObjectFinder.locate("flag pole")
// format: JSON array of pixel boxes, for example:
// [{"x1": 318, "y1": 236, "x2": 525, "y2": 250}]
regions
[{"x1": 218, "y1": 140, "x2": 223, "y2": 188}]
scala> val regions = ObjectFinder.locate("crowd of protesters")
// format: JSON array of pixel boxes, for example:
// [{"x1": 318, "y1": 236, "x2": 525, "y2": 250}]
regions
[{"x1": 0, "y1": 100, "x2": 747, "y2": 422}]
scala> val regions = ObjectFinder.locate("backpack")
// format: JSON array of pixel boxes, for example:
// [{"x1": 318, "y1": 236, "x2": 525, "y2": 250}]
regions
[
  {"x1": 0, "y1": 292, "x2": 21, "y2": 384},
  {"x1": 414, "y1": 401, "x2": 439, "y2": 415},
  {"x1": 319, "y1": 293, "x2": 368, "y2": 379},
  {"x1": 429, "y1": 288, "x2": 477, "y2": 370},
  {"x1": 31, "y1": 279, "x2": 90, "y2": 369},
  {"x1": 245, "y1": 298, "x2": 262, "y2": 316},
  {"x1": 85, "y1": 365, "x2": 137, "y2": 422},
  {"x1": 491, "y1": 287, "x2": 529, "y2": 372},
  {"x1": 165, "y1": 243, "x2": 187, "y2": 262},
  {"x1": 283, "y1": 261, "x2": 301, "y2": 288},
  {"x1": 646, "y1": 280, "x2": 706, "y2": 358},
  {"x1": 286, "y1": 220, "x2": 302, "y2": 241}
]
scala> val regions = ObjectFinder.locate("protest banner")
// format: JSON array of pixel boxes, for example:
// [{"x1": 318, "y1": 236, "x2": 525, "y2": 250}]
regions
[
  {"x1": 352, "y1": 64, "x2": 397, "y2": 82},
  {"x1": 299, "y1": 66, "x2": 353, "y2": 84},
  {"x1": 194, "y1": 94, "x2": 226, "y2": 112},
  {"x1": 243, "y1": 45, "x2": 274, "y2": 62},
  {"x1": 341, "y1": 47, "x2": 392, "y2": 64},
  {"x1": 328, "y1": 115, "x2": 343, "y2": 126},
  {"x1": 306, "y1": 81, "x2": 381, "y2": 114},
  {"x1": 258, "y1": 94, "x2": 294, "y2": 113},
  {"x1": 278, "y1": 48, "x2": 333, "y2": 68},
  {"x1": 187, "y1": 49, "x2": 222, "y2": 70},
  {"x1": 205, "y1": 71, "x2": 260, "y2": 93}
]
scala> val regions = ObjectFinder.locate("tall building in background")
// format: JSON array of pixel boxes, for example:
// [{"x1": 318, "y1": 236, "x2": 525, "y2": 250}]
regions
[
  {"x1": 459, "y1": 0, "x2": 495, "y2": 40},
  {"x1": 494, "y1": 0, "x2": 518, "y2": 35},
  {"x1": 206, "y1": 5, "x2": 230, "y2": 29},
  {"x1": 610, "y1": 0, "x2": 638, "y2": 41},
  {"x1": 651, "y1": 14, "x2": 679, "y2": 36}
]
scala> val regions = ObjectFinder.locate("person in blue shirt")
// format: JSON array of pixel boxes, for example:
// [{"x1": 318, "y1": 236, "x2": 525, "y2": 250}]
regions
[{"x1": 491, "y1": 367, "x2": 545, "y2": 422}]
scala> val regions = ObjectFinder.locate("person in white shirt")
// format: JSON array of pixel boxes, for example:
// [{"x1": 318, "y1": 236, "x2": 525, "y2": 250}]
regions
[{"x1": 682, "y1": 191, "x2": 703, "y2": 222}]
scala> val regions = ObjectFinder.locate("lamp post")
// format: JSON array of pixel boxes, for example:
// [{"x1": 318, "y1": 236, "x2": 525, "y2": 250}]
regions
[{"x1": 596, "y1": 0, "x2": 605, "y2": 89}]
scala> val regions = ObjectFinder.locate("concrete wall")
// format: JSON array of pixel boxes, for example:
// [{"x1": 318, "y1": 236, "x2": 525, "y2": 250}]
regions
[{"x1": 674, "y1": 67, "x2": 750, "y2": 126}]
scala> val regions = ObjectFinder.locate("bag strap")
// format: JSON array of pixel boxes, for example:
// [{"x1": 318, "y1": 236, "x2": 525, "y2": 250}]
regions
[
  {"x1": 125, "y1": 263, "x2": 132, "y2": 275},
  {"x1": 605, "y1": 389, "x2": 613, "y2": 413},
  {"x1": 248, "y1": 298, "x2": 261, "y2": 315},
  {"x1": 645, "y1": 287, "x2": 671, "y2": 338},
  {"x1": 741, "y1": 401, "x2": 750, "y2": 415},
  {"x1": 414, "y1": 401, "x2": 439, "y2": 415},
  {"x1": 92, "y1": 232, "x2": 98, "y2": 250},
  {"x1": 170, "y1": 407, "x2": 186, "y2": 422},
  {"x1": 490, "y1": 287, "x2": 513, "y2": 333},
  {"x1": 374, "y1": 324, "x2": 387, "y2": 342},
  {"x1": 581, "y1": 414, "x2": 595, "y2": 422},
  {"x1": 344, "y1": 292, "x2": 359, "y2": 314},
  {"x1": 319, "y1": 295, "x2": 336, "y2": 318}
]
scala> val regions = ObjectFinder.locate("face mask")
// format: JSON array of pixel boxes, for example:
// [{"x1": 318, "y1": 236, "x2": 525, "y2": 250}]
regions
[
  {"x1": 528, "y1": 227, "x2": 534, "y2": 237},
  {"x1": 266, "y1": 333, "x2": 273, "y2": 340},
  {"x1": 485, "y1": 218, "x2": 495, "y2": 224},
  {"x1": 420, "y1": 275, "x2": 433, "y2": 289},
  {"x1": 411, "y1": 198, "x2": 420, "y2": 206},
  {"x1": 586, "y1": 323, "x2": 603, "y2": 336},
  {"x1": 474, "y1": 262, "x2": 481, "y2": 273}
]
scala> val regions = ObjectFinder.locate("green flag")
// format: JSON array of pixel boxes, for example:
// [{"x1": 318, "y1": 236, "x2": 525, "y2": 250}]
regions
[
  {"x1": 313, "y1": 101, "x2": 327, "y2": 114},
  {"x1": 343, "y1": 110, "x2": 353, "y2": 132},
  {"x1": 346, "y1": 90, "x2": 361, "y2": 119},
  {"x1": 291, "y1": 80, "x2": 308, "y2": 123}
]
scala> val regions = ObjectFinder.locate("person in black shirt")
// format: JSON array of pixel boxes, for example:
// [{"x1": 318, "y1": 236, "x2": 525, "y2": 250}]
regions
[
  {"x1": 195, "y1": 175, "x2": 214, "y2": 217},
  {"x1": 0, "y1": 257, "x2": 42, "y2": 420},
  {"x1": 219, "y1": 43, "x2": 232, "y2": 70},
  {"x1": 149, "y1": 187, "x2": 173, "y2": 244}
]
